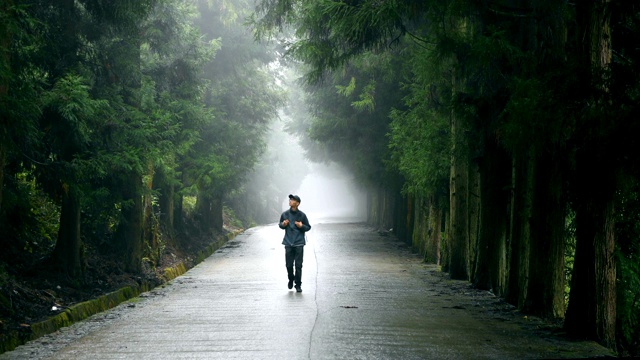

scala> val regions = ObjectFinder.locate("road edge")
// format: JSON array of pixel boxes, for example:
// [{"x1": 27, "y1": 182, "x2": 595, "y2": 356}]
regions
[{"x1": 0, "y1": 229, "x2": 244, "y2": 354}]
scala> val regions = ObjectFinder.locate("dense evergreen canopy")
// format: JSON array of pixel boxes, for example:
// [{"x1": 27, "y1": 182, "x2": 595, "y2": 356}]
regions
[
  {"x1": 1, "y1": 0, "x2": 639, "y2": 356},
  {"x1": 253, "y1": 0, "x2": 640, "y2": 354},
  {"x1": 0, "y1": 0, "x2": 285, "y2": 295}
]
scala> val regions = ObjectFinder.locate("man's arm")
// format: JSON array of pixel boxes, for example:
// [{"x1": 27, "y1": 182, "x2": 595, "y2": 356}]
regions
[
  {"x1": 297, "y1": 214, "x2": 311, "y2": 232},
  {"x1": 279, "y1": 211, "x2": 291, "y2": 229}
]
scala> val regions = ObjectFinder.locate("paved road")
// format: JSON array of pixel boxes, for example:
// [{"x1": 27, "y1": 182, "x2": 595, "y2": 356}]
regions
[{"x1": 2, "y1": 221, "x2": 613, "y2": 359}]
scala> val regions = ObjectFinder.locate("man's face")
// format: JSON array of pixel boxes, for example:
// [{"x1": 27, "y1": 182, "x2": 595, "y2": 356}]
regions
[{"x1": 289, "y1": 198, "x2": 299, "y2": 208}]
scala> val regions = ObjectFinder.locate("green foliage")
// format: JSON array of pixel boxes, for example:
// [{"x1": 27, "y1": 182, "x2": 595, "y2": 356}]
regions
[
  {"x1": 180, "y1": 0, "x2": 285, "y2": 211},
  {"x1": 254, "y1": 0, "x2": 423, "y2": 83},
  {"x1": 143, "y1": 214, "x2": 165, "y2": 268},
  {"x1": 336, "y1": 76, "x2": 356, "y2": 97},
  {"x1": 351, "y1": 80, "x2": 376, "y2": 113},
  {"x1": 387, "y1": 40, "x2": 450, "y2": 198},
  {"x1": 1, "y1": 2, "x2": 45, "y2": 170},
  {"x1": 222, "y1": 206, "x2": 244, "y2": 229},
  {"x1": 0, "y1": 171, "x2": 59, "y2": 263},
  {"x1": 615, "y1": 175, "x2": 640, "y2": 356},
  {"x1": 42, "y1": 74, "x2": 108, "y2": 160},
  {"x1": 388, "y1": 106, "x2": 449, "y2": 198},
  {"x1": 2, "y1": 0, "x2": 285, "y2": 289},
  {"x1": 617, "y1": 248, "x2": 640, "y2": 355},
  {"x1": 182, "y1": 196, "x2": 197, "y2": 216},
  {"x1": 302, "y1": 55, "x2": 405, "y2": 187}
]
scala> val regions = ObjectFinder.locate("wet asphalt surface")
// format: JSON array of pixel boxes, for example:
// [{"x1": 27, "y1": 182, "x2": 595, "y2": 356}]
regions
[{"x1": 1, "y1": 221, "x2": 613, "y2": 359}]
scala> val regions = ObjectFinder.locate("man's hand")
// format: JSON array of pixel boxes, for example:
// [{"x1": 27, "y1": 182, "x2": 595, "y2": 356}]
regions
[
  {"x1": 282, "y1": 219, "x2": 290, "y2": 226},
  {"x1": 295, "y1": 220, "x2": 302, "y2": 228}
]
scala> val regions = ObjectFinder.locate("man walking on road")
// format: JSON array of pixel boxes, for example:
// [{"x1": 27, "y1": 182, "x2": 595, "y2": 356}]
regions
[{"x1": 279, "y1": 194, "x2": 311, "y2": 292}]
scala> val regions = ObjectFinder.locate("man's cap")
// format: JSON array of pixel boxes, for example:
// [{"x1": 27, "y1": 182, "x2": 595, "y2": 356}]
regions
[{"x1": 288, "y1": 194, "x2": 301, "y2": 203}]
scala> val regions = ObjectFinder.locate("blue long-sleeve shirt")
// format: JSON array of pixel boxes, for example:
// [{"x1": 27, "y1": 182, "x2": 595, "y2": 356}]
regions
[{"x1": 279, "y1": 208, "x2": 311, "y2": 247}]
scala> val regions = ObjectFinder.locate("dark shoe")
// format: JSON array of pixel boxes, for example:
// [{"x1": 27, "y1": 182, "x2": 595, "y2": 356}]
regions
[
  {"x1": 295, "y1": 286, "x2": 302, "y2": 293},
  {"x1": 288, "y1": 279, "x2": 294, "y2": 289}
]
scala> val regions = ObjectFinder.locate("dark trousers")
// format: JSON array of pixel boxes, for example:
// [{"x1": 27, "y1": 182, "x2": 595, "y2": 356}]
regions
[{"x1": 285, "y1": 246, "x2": 304, "y2": 286}]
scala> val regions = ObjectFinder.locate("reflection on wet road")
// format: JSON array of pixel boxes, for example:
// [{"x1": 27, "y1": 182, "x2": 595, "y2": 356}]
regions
[{"x1": 1, "y1": 221, "x2": 612, "y2": 359}]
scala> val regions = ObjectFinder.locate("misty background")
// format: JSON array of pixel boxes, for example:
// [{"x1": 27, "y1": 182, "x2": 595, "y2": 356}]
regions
[
  {"x1": 262, "y1": 120, "x2": 366, "y2": 223},
  {"x1": 3, "y1": 1, "x2": 640, "y2": 353}
]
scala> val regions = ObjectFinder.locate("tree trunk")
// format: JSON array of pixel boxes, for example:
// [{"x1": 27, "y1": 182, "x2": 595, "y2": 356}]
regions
[
  {"x1": 196, "y1": 189, "x2": 213, "y2": 230},
  {"x1": 211, "y1": 192, "x2": 223, "y2": 232},
  {"x1": 174, "y1": 169, "x2": 188, "y2": 232},
  {"x1": 375, "y1": 189, "x2": 382, "y2": 228},
  {"x1": 117, "y1": 172, "x2": 144, "y2": 272},
  {"x1": 427, "y1": 194, "x2": 442, "y2": 265},
  {"x1": 50, "y1": 184, "x2": 83, "y2": 277},
  {"x1": 384, "y1": 188, "x2": 396, "y2": 231},
  {"x1": 0, "y1": 0, "x2": 12, "y2": 212},
  {"x1": 505, "y1": 149, "x2": 533, "y2": 308},
  {"x1": 412, "y1": 195, "x2": 426, "y2": 255},
  {"x1": 468, "y1": 159, "x2": 481, "y2": 282},
  {"x1": 565, "y1": 175, "x2": 616, "y2": 347},
  {"x1": 401, "y1": 195, "x2": 414, "y2": 245},
  {"x1": 564, "y1": 0, "x2": 616, "y2": 348},
  {"x1": 174, "y1": 192, "x2": 184, "y2": 232},
  {"x1": 142, "y1": 163, "x2": 156, "y2": 251},
  {"x1": 369, "y1": 187, "x2": 395, "y2": 230},
  {"x1": 449, "y1": 109, "x2": 470, "y2": 280},
  {"x1": 154, "y1": 167, "x2": 175, "y2": 239},
  {"x1": 0, "y1": 140, "x2": 6, "y2": 213},
  {"x1": 441, "y1": 208, "x2": 450, "y2": 273},
  {"x1": 474, "y1": 143, "x2": 510, "y2": 295},
  {"x1": 367, "y1": 189, "x2": 376, "y2": 226},
  {"x1": 524, "y1": 153, "x2": 566, "y2": 319}
]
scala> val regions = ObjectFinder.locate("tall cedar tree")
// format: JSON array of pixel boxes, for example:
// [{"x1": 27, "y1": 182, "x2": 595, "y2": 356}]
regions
[{"x1": 254, "y1": 0, "x2": 637, "y2": 349}]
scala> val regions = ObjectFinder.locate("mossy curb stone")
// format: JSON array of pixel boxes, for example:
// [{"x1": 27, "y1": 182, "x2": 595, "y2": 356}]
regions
[{"x1": 0, "y1": 229, "x2": 243, "y2": 354}]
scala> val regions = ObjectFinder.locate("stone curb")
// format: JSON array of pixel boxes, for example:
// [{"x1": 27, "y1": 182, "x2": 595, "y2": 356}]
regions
[{"x1": 0, "y1": 229, "x2": 243, "y2": 354}]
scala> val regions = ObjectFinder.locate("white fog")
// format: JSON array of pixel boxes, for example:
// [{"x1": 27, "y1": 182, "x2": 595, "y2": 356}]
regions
[
  {"x1": 284, "y1": 163, "x2": 366, "y2": 223},
  {"x1": 266, "y1": 112, "x2": 367, "y2": 224}
]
